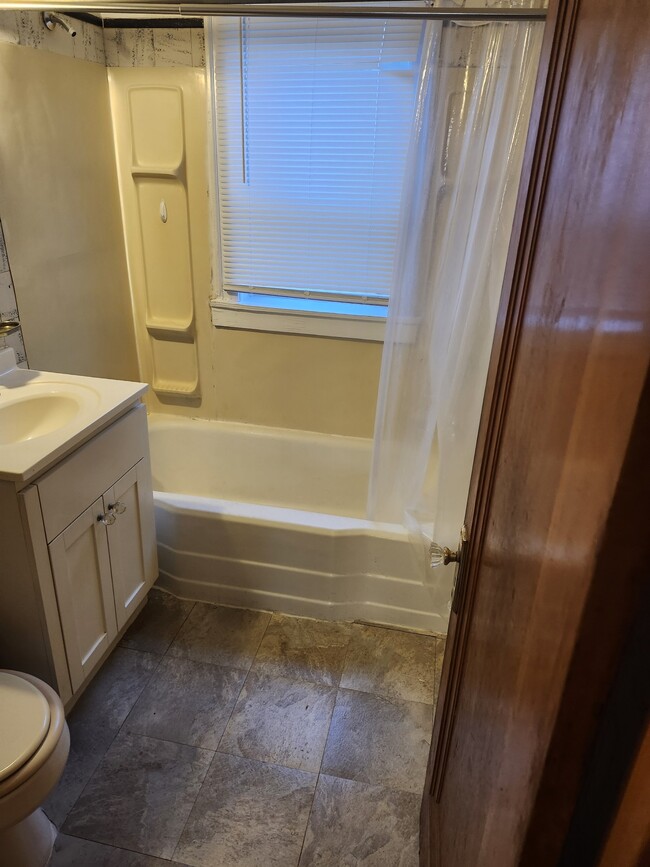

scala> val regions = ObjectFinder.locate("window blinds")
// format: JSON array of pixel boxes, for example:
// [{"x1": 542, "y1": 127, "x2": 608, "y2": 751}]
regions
[{"x1": 209, "y1": 16, "x2": 423, "y2": 303}]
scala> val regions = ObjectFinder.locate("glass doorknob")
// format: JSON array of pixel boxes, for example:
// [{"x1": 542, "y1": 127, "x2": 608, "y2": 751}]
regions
[
  {"x1": 429, "y1": 525, "x2": 467, "y2": 569},
  {"x1": 429, "y1": 542, "x2": 460, "y2": 568}
]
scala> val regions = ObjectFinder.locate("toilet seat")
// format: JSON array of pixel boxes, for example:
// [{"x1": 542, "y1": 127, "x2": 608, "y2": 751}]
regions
[
  {"x1": 0, "y1": 673, "x2": 51, "y2": 783},
  {"x1": 0, "y1": 670, "x2": 70, "y2": 867}
]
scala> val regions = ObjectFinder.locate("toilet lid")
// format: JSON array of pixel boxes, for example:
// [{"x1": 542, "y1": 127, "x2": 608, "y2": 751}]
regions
[{"x1": 0, "y1": 672, "x2": 51, "y2": 782}]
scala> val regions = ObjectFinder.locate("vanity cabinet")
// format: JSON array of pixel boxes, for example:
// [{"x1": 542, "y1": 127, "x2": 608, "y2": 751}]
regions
[
  {"x1": 47, "y1": 458, "x2": 154, "y2": 692},
  {"x1": 0, "y1": 401, "x2": 157, "y2": 708}
]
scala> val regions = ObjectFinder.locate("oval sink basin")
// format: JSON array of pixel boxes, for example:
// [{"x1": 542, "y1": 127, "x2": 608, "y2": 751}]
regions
[
  {"x1": 0, "y1": 394, "x2": 82, "y2": 445},
  {"x1": 0, "y1": 383, "x2": 99, "y2": 446}
]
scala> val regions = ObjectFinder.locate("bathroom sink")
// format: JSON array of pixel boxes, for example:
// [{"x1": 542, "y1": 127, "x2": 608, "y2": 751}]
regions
[
  {"x1": 0, "y1": 383, "x2": 100, "y2": 446},
  {"x1": 0, "y1": 348, "x2": 148, "y2": 482}
]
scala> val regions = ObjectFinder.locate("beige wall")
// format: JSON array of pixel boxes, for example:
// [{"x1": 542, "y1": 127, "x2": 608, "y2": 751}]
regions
[
  {"x1": 211, "y1": 328, "x2": 382, "y2": 437},
  {"x1": 0, "y1": 43, "x2": 139, "y2": 381}
]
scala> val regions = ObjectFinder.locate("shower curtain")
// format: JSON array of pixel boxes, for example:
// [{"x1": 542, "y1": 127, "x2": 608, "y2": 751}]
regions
[{"x1": 367, "y1": 7, "x2": 544, "y2": 597}]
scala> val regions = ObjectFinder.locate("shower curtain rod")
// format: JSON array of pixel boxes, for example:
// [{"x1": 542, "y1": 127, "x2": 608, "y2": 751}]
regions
[{"x1": 0, "y1": 1, "x2": 548, "y2": 21}]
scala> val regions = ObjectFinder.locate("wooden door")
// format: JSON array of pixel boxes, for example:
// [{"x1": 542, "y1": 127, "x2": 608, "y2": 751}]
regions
[
  {"x1": 48, "y1": 497, "x2": 118, "y2": 692},
  {"x1": 104, "y1": 460, "x2": 157, "y2": 631},
  {"x1": 421, "y1": 0, "x2": 650, "y2": 864}
]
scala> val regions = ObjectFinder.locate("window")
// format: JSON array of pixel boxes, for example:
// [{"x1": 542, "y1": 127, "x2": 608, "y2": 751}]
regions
[{"x1": 208, "y1": 16, "x2": 423, "y2": 338}]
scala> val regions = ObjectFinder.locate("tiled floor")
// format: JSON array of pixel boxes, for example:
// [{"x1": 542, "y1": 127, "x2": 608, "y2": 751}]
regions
[{"x1": 47, "y1": 589, "x2": 445, "y2": 867}]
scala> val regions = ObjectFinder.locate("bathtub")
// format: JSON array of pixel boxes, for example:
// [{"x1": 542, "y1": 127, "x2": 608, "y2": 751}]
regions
[{"x1": 149, "y1": 415, "x2": 445, "y2": 633}]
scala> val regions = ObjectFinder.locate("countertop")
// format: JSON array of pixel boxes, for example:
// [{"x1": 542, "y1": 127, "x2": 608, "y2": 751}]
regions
[{"x1": 0, "y1": 349, "x2": 148, "y2": 484}]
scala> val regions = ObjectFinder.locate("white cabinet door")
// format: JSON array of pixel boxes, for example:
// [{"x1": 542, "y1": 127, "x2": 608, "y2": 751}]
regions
[
  {"x1": 104, "y1": 460, "x2": 157, "y2": 631},
  {"x1": 48, "y1": 498, "x2": 118, "y2": 692}
]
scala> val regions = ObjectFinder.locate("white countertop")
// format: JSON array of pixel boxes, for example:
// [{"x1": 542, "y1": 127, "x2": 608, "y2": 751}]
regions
[{"x1": 0, "y1": 349, "x2": 148, "y2": 484}]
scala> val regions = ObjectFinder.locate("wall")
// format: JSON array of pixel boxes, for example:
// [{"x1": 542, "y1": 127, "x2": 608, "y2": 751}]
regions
[
  {"x1": 211, "y1": 329, "x2": 382, "y2": 436},
  {"x1": 0, "y1": 15, "x2": 382, "y2": 434},
  {"x1": 0, "y1": 10, "x2": 105, "y2": 63},
  {"x1": 0, "y1": 12, "x2": 138, "y2": 380},
  {"x1": 108, "y1": 25, "x2": 383, "y2": 438},
  {"x1": 104, "y1": 23, "x2": 205, "y2": 68}
]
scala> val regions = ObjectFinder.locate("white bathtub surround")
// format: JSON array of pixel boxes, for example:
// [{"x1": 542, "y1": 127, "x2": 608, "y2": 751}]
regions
[{"x1": 149, "y1": 415, "x2": 444, "y2": 633}]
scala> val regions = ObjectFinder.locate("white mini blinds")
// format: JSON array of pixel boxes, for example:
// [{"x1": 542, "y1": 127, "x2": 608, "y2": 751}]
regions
[{"x1": 208, "y1": 17, "x2": 423, "y2": 310}]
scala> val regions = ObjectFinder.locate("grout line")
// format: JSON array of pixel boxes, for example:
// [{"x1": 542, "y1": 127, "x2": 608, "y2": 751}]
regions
[
  {"x1": 58, "y1": 828, "x2": 184, "y2": 862},
  {"x1": 209, "y1": 738, "x2": 421, "y2": 800},
  {"x1": 296, "y1": 782, "x2": 317, "y2": 866},
  {"x1": 338, "y1": 683, "x2": 435, "y2": 708},
  {"x1": 114, "y1": 727, "x2": 220, "y2": 755},
  {"x1": 77, "y1": 726, "x2": 217, "y2": 865},
  {"x1": 54, "y1": 646, "x2": 165, "y2": 830},
  {"x1": 157, "y1": 651, "x2": 251, "y2": 680},
  {"x1": 296, "y1": 678, "x2": 346, "y2": 864},
  {"x1": 338, "y1": 623, "x2": 356, "y2": 687},
  {"x1": 169, "y1": 742, "x2": 323, "y2": 863},
  {"x1": 232, "y1": 666, "x2": 341, "y2": 694},
  {"x1": 56, "y1": 592, "x2": 197, "y2": 828},
  {"x1": 145, "y1": 738, "x2": 214, "y2": 865},
  {"x1": 164, "y1": 597, "x2": 197, "y2": 648},
  {"x1": 119, "y1": 591, "x2": 195, "y2": 657},
  {"x1": 213, "y1": 666, "x2": 254, "y2": 755},
  {"x1": 249, "y1": 609, "x2": 275, "y2": 667},
  {"x1": 170, "y1": 617, "x2": 272, "y2": 862},
  {"x1": 211, "y1": 747, "x2": 320, "y2": 777},
  {"x1": 338, "y1": 621, "x2": 436, "y2": 707},
  {"x1": 316, "y1": 769, "x2": 424, "y2": 799},
  {"x1": 353, "y1": 617, "x2": 444, "y2": 639},
  {"x1": 210, "y1": 609, "x2": 275, "y2": 754}
]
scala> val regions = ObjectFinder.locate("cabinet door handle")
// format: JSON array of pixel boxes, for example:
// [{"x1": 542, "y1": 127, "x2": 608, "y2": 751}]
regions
[
  {"x1": 108, "y1": 501, "x2": 127, "y2": 515},
  {"x1": 97, "y1": 511, "x2": 116, "y2": 526}
]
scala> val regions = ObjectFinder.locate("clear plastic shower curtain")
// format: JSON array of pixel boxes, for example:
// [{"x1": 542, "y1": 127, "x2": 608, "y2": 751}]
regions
[{"x1": 367, "y1": 8, "x2": 544, "y2": 606}]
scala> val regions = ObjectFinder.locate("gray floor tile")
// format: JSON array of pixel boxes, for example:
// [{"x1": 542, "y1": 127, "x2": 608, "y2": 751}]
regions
[
  {"x1": 174, "y1": 753, "x2": 317, "y2": 867},
  {"x1": 45, "y1": 648, "x2": 160, "y2": 827},
  {"x1": 340, "y1": 625, "x2": 440, "y2": 704},
  {"x1": 219, "y1": 671, "x2": 337, "y2": 773},
  {"x1": 63, "y1": 732, "x2": 213, "y2": 860},
  {"x1": 321, "y1": 689, "x2": 432, "y2": 794},
  {"x1": 299, "y1": 775, "x2": 420, "y2": 866},
  {"x1": 120, "y1": 588, "x2": 195, "y2": 656},
  {"x1": 125, "y1": 655, "x2": 246, "y2": 749},
  {"x1": 252, "y1": 613, "x2": 352, "y2": 687},
  {"x1": 47, "y1": 605, "x2": 442, "y2": 864},
  {"x1": 168, "y1": 603, "x2": 271, "y2": 670},
  {"x1": 51, "y1": 833, "x2": 189, "y2": 866}
]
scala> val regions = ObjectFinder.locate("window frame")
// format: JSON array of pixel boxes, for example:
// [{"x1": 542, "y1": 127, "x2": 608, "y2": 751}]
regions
[{"x1": 206, "y1": 16, "x2": 416, "y2": 343}]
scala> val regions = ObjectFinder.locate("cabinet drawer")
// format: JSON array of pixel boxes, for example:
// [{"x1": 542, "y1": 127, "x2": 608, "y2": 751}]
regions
[{"x1": 38, "y1": 404, "x2": 149, "y2": 542}]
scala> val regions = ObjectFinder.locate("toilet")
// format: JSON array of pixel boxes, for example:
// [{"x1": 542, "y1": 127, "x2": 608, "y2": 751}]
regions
[{"x1": 0, "y1": 670, "x2": 70, "y2": 867}]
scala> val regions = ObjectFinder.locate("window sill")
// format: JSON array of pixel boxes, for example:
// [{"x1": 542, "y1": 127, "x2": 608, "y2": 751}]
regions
[{"x1": 210, "y1": 300, "x2": 386, "y2": 342}]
